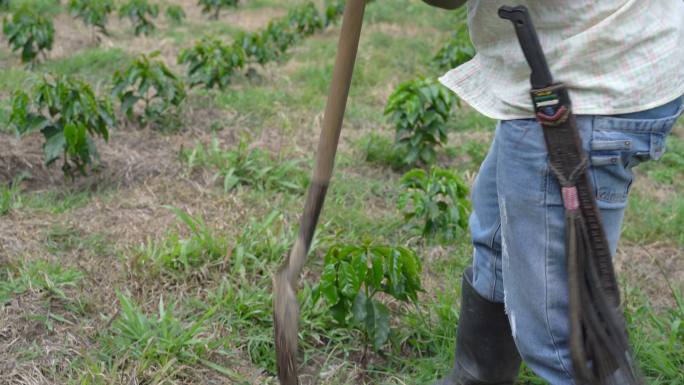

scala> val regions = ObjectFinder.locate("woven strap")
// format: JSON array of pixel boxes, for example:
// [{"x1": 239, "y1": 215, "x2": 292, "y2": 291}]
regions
[{"x1": 532, "y1": 84, "x2": 620, "y2": 305}]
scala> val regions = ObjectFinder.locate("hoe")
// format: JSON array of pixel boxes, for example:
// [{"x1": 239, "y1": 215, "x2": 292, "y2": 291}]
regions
[{"x1": 272, "y1": 1, "x2": 366, "y2": 384}]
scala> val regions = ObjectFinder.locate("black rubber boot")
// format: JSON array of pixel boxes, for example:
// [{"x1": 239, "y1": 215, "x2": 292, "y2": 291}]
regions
[{"x1": 433, "y1": 267, "x2": 522, "y2": 385}]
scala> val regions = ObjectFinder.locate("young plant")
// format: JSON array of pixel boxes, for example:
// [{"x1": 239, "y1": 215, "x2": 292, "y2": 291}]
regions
[
  {"x1": 111, "y1": 52, "x2": 186, "y2": 130},
  {"x1": 164, "y1": 4, "x2": 185, "y2": 24},
  {"x1": 233, "y1": 31, "x2": 277, "y2": 66},
  {"x1": 262, "y1": 19, "x2": 297, "y2": 55},
  {"x1": 68, "y1": 0, "x2": 114, "y2": 36},
  {"x1": 287, "y1": 2, "x2": 324, "y2": 36},
  {"x1": 316, "y1": 243, "x2": 423, "y2": 351},
  {"x1": 178, "y1": 36, "x2": 245, "y2": 89},
  {"x1": 433, "y1": 28, "x2": 475, "y2": 71},
  {"x1": 10, "y1": 75, "x2": 115, "y2": 177},
  {"x1": 197, "y1": 0, "x2": 237, "y2": 20},
  {"x1": 323, "y1": 0, "x2": 344, "y2": 26},
  {"x1": 181, "y1": 137, "x2": 308, "y2": 193},
  {"x1": 118, "y1": 0, "x2": 159, "y2": 36},
  {"x1": 385, "y1": 77, "x2": 456, "y2": 166},
  {"x1": 397, "y1": 167, "x2": 471, "y2": 243},
  {"x1": 2, "y1": 7, "x2": 54, "y2": 63}
]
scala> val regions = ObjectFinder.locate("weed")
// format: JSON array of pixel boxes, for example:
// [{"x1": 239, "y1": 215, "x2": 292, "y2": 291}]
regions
[
  {"x1": 359, "y1": 133, "x2": 407, "y2": 171},
  {"x1": 99, "y1": 293, "x2": 219, "y2": 378},
  {"x1": 231, "y1": 210, "x2": 291, "y2": 276},
  {"x1": 0, "y1": 260, "x2": 84, "y2": 303},
  {"x1": 181, "y1": 137, "x2": 308, "y2": 193},
  {"x1": 0, "y1": 172, "x2": 27, "y2": 215},
  {"x1": 135, "y1": 206, "x2": 227, "y2": 273}
]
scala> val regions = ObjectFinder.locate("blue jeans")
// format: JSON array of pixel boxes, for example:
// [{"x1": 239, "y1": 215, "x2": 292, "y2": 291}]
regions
[{"x1": 469, "y1": 97, "x2": 684, "y2": 384}]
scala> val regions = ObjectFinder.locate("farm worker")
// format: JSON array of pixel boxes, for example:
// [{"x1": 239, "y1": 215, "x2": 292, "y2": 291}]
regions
[{"x1": 421, "y1": 0, "x2": 684, "y2": 384}]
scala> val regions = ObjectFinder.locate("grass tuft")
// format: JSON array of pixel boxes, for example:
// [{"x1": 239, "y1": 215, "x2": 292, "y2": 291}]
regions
[{"x1": 181, "y1": 137, "x2": 309, "y2": 193}]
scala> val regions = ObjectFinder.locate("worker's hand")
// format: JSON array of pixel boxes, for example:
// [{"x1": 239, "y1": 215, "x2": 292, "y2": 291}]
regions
[{"x1": 421, "y1": 0, "x2": 467, "y2": 10}]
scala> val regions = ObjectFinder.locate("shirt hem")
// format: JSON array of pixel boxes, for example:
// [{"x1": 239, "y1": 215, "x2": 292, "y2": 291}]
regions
[{"x1": 439, "y1": 73, "x2": 684, "y2": 121}]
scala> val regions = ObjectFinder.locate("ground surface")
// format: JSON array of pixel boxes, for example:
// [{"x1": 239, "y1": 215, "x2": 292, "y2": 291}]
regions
[{"x1": 1, "y1": 1, "x2": 683, "y2": 384}]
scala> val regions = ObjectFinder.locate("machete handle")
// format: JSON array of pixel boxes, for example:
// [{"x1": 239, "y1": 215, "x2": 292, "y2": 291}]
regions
[{"x1": 498, "y1": 5, "x2": 554, "y2": 89}]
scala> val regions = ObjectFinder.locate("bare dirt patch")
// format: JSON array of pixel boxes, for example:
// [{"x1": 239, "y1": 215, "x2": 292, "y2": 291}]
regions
[{"x1": 51, "y1": 13, "x2": 99, "y2": 60}]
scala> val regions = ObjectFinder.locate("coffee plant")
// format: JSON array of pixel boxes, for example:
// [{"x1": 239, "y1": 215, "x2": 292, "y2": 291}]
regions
[
  {"x1": 262, "y1": 19, "x2": 297, "y2": 55},
  {"x1": 397, "y1": 167, "x2": 471, "y2": 243},
  {"x1": 10, "y1": 75, "x2": 115, "y2": 177},
  {"x1": 118, "y1": 0, "x2": 159, "y2": 36},
  {"x1": 178, "y1": 36, "x2": 245, "y2": 89},
  {"x1": 68, "y1": 0, "x2": 114, "y2": 36},
  {"x1": 287, "y1": 2, "x2": 324, "y2": 36},
  {"x1": 433, "y1": 30, "x2": 475, "y2": 71},
  {"x1": 324, "y1": 0, "x2": 344, "y2": 26},
  {"x1": 385, "y1": 77, "x2": 456, "y2": 166},
  {"x1": 2, "y1": 7, "x2": 54, "y2": 63},
  {"x1": 197, "y1": 0, "x2": 237, "y2": 20},
  {"x1": 316, "y1": 242, "x2": 422, "y2": 351},
  {"x1": 433, "y1": 9, "x2": 473, "y2": 71},
  {"x1": 111, "y1": 52, "x2": 186, "y2": 130},
  {"x1": 164, "y1": 4, "x2": 185, "y2": 24},
  {"x1": 234, "y1": 31, "x2": 277, "y2": 66}
]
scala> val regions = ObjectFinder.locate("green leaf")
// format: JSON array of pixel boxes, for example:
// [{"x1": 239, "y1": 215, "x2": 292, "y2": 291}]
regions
[
  {"x1": 319, "y1": 263, "x2": 340, "y2": 305},
  {"x1": 351, "y1": 291, "x2": 368, "y2": 324},
  {"x1": 338, "y1": 261, "x2": 360, "y2": 299},
  {"x1": 120, "y1": 91, "x2": 139, "y2": 114},
  {"x1": 43, "y1": 129, "x2": 66, "y2": 165},
  {"x1": 371, "y1": 301, "x2": 390, "y2": 351}
]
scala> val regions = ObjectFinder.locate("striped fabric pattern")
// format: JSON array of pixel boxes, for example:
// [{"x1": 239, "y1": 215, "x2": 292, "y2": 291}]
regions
[{"x1": 439, "y1": 0, "x2": 684, "y2": 120}]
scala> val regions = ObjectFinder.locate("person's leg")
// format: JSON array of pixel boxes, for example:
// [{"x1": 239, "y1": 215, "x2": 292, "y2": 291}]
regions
[
  {"x1": 496, "y1": 97, "x2": 683, "y2": 385},
  {"x1": 434, "y1": 124, "x2": 522, "y2": 385},
  {"x1": 470, "y1": 124, "x2": 505, "y2": 303}
]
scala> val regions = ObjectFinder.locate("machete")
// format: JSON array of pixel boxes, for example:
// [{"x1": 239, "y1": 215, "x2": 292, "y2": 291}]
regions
[
  {"x1": 499, "y1": 5, "x2": 643, "y2": 385},
  {"x1": 273, "y1": 1, "x2": 366, "y2": 384}
]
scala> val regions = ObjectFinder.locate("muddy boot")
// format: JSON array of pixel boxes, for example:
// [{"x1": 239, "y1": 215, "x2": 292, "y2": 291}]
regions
[{"x1": 433, "y1": 267, "x2": 522, "y2": 385}]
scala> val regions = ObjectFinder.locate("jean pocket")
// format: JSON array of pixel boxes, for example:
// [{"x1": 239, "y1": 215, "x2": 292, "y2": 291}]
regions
[
  {"x1": 588, "y1": 105, "x2": 683, "y2": 208},
  {"x1": 545, "y1": 103, "x2": 683, "y2": 209}
]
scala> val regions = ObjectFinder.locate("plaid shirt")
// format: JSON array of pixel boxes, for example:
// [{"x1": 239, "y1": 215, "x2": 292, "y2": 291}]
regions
[{"x1": 439, "y1": 0, "x2": 684, "y2": 120}]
